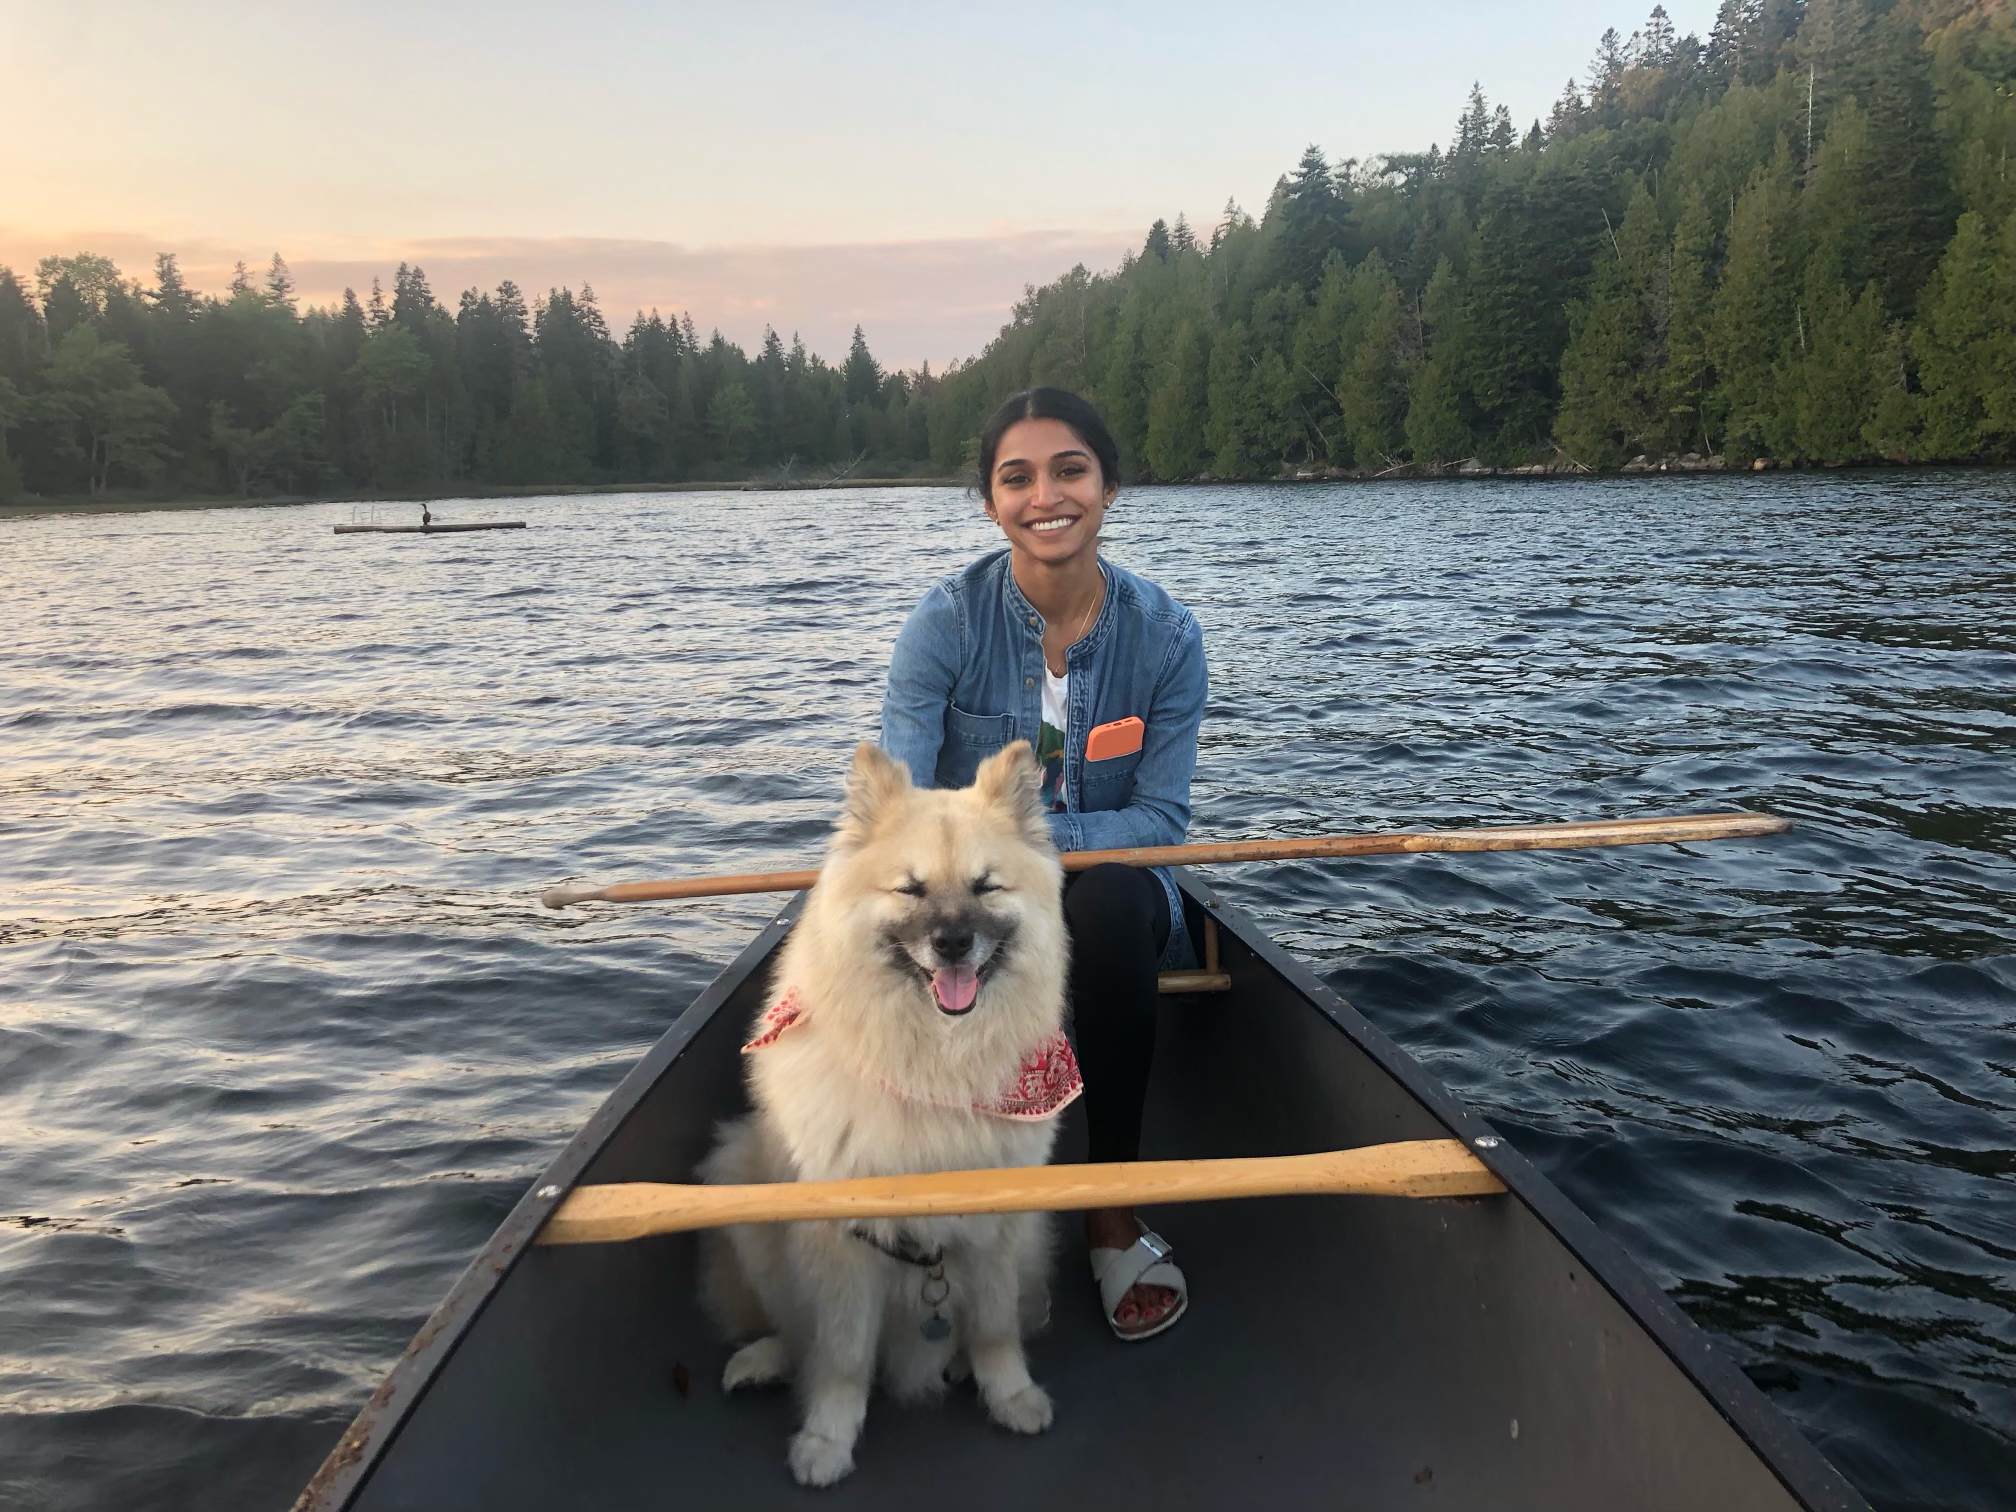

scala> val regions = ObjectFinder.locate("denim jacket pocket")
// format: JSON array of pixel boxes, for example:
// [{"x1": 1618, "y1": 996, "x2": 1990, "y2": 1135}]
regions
[
  {"x1": 1077, "y1": 746, "x2": 1145, "y2": 806},
  {"x1": 946, "y1": 704, "x2": 1017, "y2": 752}
]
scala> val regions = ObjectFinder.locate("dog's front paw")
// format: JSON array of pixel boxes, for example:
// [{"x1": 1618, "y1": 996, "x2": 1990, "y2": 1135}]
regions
[
  {"x1": 722, "y1": 1336, "x2": 789, "y2": 1393},
  {"x1": 788, "y1": 1429, "x2": 857, "y2": 1487},
  {"x1": 984, "y1": 1381, "x2": 1053, "y2": 1435}
]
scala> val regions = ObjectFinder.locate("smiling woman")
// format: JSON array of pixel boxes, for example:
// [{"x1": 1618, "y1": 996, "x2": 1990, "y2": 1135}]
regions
[{"x1": 879, "y1": 387, "x2": 1209, "y2": 1341}]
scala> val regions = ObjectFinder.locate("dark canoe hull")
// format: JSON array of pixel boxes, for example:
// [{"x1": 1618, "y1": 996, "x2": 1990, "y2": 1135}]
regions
[
  {"x1": 296, "y1": 874, "x2": 1869, "y2": 1512},
  {"x1": 331, "y1": 523, "x2": 528, "y2": 534}
]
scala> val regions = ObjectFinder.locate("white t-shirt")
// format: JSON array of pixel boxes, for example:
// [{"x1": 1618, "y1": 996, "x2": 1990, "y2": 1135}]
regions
[
  {"x1": 1038, "y1": 667, "x2": 1068, "y2": 810},
  {"x1": 1041, "y1": 666, "x2": 1069, "y2": 734}
]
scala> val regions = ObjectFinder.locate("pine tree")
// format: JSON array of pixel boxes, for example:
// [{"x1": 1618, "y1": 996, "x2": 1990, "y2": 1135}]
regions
[
  {"x1": 264, "y1": 254, "x2": 296, "y2": 310},
  {"x1": 706, "y1": 378, "x2": 758, "y2": 464},
  {"x1": 1782, "y1": 268, "x2": 1884, "y2": 461},
  {"x1": 1914, "y1": 209, "x2": 2016, "y2": 457},
  {"x1": 1143, "y1": 219, "x2": 1172, "y2": 262},
  {"x1": 41, "y1": 275, "x2": 90, "y2": 344},
  {"x1": 1097, "y1": 298, "x2": 1151, "y2": 468},
  {"x1": 1709, "y1": 153, "x2": 1798, "y2": 459},
  {"x1": 1205, "y1": 321, "x2": 1263, "y2": 476},
  {"x1": 1210, "y1": 197, "x2": 1251, "y2": 252},
  {"x1": 1547, "y1": 79, "x2": 1588, "y2": 141},
  {"x1": 1405, "y1": 259, "x2": 1472, "y2": 464},
  {"x1": 1488, "y1": 105, "x2": 1516, "y2": 154},
  {"x1": 392, "y1": 263, "x2": 438, "y2": 331},
  {"x1": 150, "y1": 254, "x2": 198, "y2": 324},
  {"x1": 1461, "y1": 169, "x2": 1601, "y2": 460},
  {"x1": 1797, "y1": 100, "x2": 1875, "y2": 296},
  {"x1": 1277, "y1": 146, "x2": 1352, "y2": 286},
  {"x1": 1145, "y1": 321, "x2": 1208, "y2": 477},
  {"x1": 1170, "y1": 214, "x2": 1196, "y2": 254},
  {"x1": 1454, "y1": 86, "x2": 1491, "y2": 158},
  {"x1": 1663, "y1": 188, "x2": 1719, "y2": 453},
  {"x1": 1589, "y1": 29, "x2": 1630, "y2": 116},
  {"x1": 1556, "y1": 184, "x2": 1668, "y2": 465},
  {"x1": 1705, "y1": 0, "x2": 1756, "y2": 84},
  {"x1": 843, "y1": 325, "x2": 882, "y2": 404},
  {"x1": 1449, "y1": 90, "x2": 1494, "y2": 207},
  {"x1": 1337, "y1": 254, "x2": 1414, "y2": 469},
  {"x1": 1850, "y1": 8, "x2": 1960, "y2": 317},
  {"x1": 1640, "y1": 5, "x2": 1677, "y2": 66},
  {"x1": 0, "y1": 267, "x2": 46, "y2": 387},
  {"x1": 1861, "y1": 317, "x2": 1920, "y2": 460}
]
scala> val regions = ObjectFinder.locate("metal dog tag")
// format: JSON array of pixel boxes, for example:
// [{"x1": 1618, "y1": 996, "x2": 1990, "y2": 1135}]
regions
[{"x1": 920, "y1": 1262, "x2": 952, "y2": 1340}]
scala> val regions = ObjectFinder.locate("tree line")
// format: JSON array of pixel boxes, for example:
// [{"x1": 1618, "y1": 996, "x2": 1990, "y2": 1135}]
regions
[
  {"x1": 2, "y1": 0, "x2": 2011, "y2": 501},
  {"x1": 0, "y1": 259, "x2": 934, "y2": 501},
  {"x1": 934, "y1": 0, "x2": 2016, "y2": 478}
]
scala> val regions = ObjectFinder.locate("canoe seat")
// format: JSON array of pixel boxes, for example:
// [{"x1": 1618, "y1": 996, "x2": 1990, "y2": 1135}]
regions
[{"x1": 1157, "y1": 916, "x2": 1230, "y2": 993}]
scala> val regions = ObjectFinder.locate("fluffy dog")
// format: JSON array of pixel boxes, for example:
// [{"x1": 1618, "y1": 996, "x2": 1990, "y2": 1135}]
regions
[{"x1": 698, "y1": 740, "x2": 1076, "y2": 1488}]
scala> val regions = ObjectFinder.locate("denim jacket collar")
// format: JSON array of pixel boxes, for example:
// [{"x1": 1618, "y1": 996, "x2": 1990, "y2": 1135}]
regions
[{"x1": 1000, "y1": 556, "x2": 1117, "y2": 671}]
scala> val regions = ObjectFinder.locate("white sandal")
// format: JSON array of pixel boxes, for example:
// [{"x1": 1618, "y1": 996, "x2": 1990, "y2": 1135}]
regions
[{"x1": 1088, "y1": 1222, "x2": 1189, "y2": 1342}]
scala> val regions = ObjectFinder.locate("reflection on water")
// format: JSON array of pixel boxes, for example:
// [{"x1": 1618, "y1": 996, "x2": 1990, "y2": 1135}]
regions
[{"x1": 1, "y1": 473, "x2": 2012, "y2": 1511}]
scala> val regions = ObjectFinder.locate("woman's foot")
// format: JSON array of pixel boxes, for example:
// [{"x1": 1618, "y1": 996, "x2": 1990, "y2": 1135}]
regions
[{"x1": 1086, "y1": 1207, "x2": 1182, "y2": 1335}]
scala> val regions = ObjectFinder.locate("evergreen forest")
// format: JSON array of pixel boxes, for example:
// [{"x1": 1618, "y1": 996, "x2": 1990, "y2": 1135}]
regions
[{"x1": 3, "y1": 0, "x2": 2012, "y2": 502}]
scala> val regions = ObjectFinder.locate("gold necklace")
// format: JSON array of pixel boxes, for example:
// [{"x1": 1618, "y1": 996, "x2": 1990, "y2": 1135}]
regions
[
  {"x1": 1067, "y1": 578, "x2": 1103, "y2": 646},
  {"x1": 1048, "y1": 579, "x2": 1102, "y2": 675}
]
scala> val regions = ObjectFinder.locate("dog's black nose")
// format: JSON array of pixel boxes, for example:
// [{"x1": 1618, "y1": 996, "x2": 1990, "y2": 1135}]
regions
[{"x1": 931, "y1": 927, "x2": 974, "y2": 962}]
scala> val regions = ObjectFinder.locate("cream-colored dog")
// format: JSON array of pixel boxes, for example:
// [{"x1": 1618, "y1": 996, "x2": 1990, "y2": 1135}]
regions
[{"x1": 698, "y1": 741, "x2": 1077, "y2": 1488}]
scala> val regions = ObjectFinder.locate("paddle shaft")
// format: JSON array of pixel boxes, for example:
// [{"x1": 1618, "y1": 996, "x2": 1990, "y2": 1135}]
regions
[
  {"x1": 537, "y1": 1139, "x2": 1505, "y2": 1245},
  {"x1": 540, "y1": 810, "x2": 1788, "y2": 908}
]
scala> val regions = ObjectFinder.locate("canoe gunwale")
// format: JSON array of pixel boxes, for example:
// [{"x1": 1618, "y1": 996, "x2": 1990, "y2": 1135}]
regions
[
  {"x1": 291, "y1": 894, "x2": 807, "y2": 1512},
  {"x1": 296, "y1": 871, "x2": 1870, "y2": 1512},
  {"x1": 1182, "y1": 876, "x2": 1871, "y2": 1512}
]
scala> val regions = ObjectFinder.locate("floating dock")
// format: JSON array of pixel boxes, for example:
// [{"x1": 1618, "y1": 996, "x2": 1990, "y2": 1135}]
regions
[{"x1": 333, "y1": 522, "x2": 527, "y2": 535}]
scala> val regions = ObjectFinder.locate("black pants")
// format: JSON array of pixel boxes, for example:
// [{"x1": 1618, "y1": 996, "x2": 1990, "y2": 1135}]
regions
[{"x1": 1063, "y1": 863, "x2": 1170, "y2": 1166}]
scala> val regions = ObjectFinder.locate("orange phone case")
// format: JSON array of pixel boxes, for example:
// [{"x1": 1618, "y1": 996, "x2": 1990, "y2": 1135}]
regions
[{"x1": 1084, "y1": 716, "x2": 1145, "y2": 761}]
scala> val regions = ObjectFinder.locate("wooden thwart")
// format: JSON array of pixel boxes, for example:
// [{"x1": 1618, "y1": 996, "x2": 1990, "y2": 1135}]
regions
[
  {"x1": 538, "y1": 811, "x2": 1790, "y2": 909},
  {"x1": 536, "y1": 1138, "x2": 1506, "y2": 1246}
]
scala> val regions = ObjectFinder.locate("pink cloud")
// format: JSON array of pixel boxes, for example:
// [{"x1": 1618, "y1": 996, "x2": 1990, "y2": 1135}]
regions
[{"x1": 0, "y1": 227, "x2": 1135, "y2": 371}]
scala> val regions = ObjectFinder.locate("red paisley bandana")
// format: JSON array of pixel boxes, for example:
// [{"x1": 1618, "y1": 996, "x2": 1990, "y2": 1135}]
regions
[{"x1": 741, "y1": 988, "x2": 1083, "y2": 1122}]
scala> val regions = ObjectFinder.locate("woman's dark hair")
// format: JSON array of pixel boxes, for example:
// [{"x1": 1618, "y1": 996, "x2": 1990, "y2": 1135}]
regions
[{"x1": 977, "y1": 388, "x2": 1122, "y2": 501}]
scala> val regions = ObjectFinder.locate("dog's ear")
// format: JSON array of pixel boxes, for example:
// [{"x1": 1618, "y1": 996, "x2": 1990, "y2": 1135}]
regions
[
  {"x1": 973, "y1": 740, "x2": 1049, "y2": 847},
  {"x1": 835, "y1": 742, "x2": 912, "y2": 849}
]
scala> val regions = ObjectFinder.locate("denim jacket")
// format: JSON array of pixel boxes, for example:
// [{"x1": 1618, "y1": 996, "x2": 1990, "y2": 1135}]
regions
[{"x1": 879, "y1": 549, "x2": 1208, "y2": 970}]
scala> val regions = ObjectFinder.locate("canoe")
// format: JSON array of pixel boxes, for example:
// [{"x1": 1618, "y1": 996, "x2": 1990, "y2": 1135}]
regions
[
  {"x1": 294, "y1": 872, "x2": 1870, "y2": 1511},
  {"x1": 331, "y1": 522, "x2": 527, "y2": 534}
]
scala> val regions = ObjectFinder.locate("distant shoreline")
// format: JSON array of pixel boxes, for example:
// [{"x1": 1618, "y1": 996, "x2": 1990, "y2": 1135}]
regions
[
  {"x1": 0, "y1": 475, "x2": 969, "y2": 520},
  {"x1": 4, "y1": 458, "x2": 2007, "y2": 522}
]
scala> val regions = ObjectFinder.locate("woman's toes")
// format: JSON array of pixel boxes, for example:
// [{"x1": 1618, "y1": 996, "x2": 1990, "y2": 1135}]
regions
[{"x1": 1114, "y1": 1283, "x2": 1179, "y2": 1333}]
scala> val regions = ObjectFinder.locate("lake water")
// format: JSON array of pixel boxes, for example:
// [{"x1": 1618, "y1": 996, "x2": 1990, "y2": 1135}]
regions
[{"x1": 1, "y1": 477, "x2": 2011, "y2": 1512}]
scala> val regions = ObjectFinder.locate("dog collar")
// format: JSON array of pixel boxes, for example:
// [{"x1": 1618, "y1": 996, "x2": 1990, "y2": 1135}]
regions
[{"x1": 742, "y1": 988, "x2": 1083, "y2": 1122}]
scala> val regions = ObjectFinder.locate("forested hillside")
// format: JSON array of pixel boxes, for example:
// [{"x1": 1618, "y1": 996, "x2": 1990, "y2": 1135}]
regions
[
  {"x1": 0, "y1": 260, "x2": 930, "y2": 500},
  {"x1": 934, "y1": 0, "x2": 2016, "y2": 478},
  {"x1": 3, "y1": 0, "x2": 2011, "y2": 501}
]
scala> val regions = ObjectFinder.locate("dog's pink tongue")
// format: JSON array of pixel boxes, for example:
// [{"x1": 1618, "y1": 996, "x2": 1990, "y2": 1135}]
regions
[{"x1": 932, "y1": 965, "x2": 979, "y2": 1013}]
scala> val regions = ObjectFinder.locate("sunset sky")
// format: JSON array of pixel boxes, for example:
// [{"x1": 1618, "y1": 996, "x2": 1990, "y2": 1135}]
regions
[{"x1": 1, "y1": 0, "x2": 1719, "y2": 367}]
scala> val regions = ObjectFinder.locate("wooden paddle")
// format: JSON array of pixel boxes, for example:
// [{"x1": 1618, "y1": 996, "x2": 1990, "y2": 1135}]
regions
[
  {"x1": 539, "y1": 811, "x2": 1789, "y2": 908},
  {"x1": 537, "y1": 1139, "x2": 1506, "y2": 1245}
]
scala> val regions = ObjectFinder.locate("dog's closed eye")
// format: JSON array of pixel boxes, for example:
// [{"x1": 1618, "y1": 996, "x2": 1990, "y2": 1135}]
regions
[
  {"x1": 970, "y1": 875, "x2": 1003, "y2": 895},
  {"x1": 892, "y1": 878, "x2": 927, "y2": 898}
]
